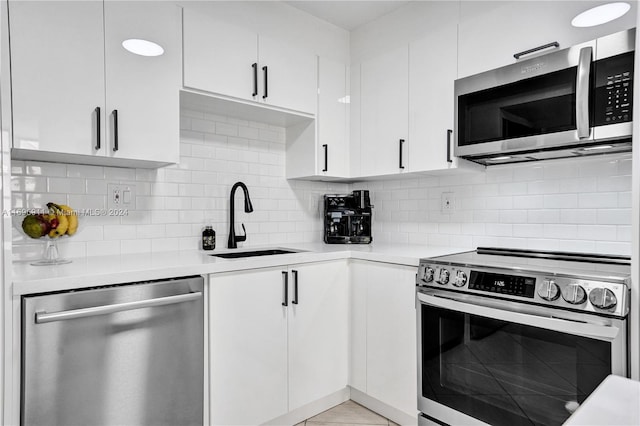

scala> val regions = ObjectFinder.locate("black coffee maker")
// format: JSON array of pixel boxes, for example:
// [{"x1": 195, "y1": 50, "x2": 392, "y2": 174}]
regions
[{"x1": 324, "y1": 190, "x2": 372, "y2": 244}]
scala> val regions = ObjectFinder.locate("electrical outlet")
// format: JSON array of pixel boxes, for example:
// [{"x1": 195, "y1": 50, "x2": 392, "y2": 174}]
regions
[
  {"x1": 108, "y1": 183, "x2": 136, "y2": 210},
  {"x1": 441, "y1": 192, "x2": 455, "y2": 213}
]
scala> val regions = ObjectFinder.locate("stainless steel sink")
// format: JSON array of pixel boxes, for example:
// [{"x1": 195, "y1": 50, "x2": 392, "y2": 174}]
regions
[{"x1": 210, "y1": 249, "x2": 301, "y2": 259}]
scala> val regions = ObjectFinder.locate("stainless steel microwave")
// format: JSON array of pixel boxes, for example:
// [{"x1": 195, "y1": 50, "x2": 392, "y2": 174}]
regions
[{"x1": 455, "y1": 29, "x2": 635, "y2": 165}]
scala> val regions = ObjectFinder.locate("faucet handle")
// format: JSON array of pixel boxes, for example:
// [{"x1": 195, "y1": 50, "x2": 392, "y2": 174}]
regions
[{"x1": 236, "y1": 223, "x2": 247, "y2": 243}]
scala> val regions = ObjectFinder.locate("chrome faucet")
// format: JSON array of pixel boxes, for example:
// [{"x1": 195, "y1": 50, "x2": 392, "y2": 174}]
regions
[{"x1": 228, "y1": 182, "x2": 254, "y2": 248}]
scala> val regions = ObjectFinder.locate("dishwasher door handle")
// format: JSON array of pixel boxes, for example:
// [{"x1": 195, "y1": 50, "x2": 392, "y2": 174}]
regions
[{"x1": 35, "y1": 292, "x2": 203, "y2": 324}]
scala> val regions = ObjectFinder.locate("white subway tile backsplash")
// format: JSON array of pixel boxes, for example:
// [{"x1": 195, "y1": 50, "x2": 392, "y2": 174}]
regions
[
  {"x1": 104, "y1": 167, "x2": 136, "y2": 182},
  {"x1": 596, "y1": 209, "x2": 631, "y2": 225},
  {"x1": 26, "y1": 162, "x2": 67, "y2": 177},
  {"x1": 48, "y1": 177, "x2": 85, "y2": 194},
  {"x1": 86, "y1": 240, "x2": 121, "y2": 257},
  {"x1": 597, "y1": 175, "x2": 633, "y2": 192},
  {"x1": 12, "y1": 176, "x2": 47, "y2": 193},
  {"x1": 578, "y1": 192, "x2": 618, "y2": 208},
  {"x1": 121, "y1": 239, "x2": 151, "y2": 254},
  {"x1": 190, "y1": 118, "x2": 216, "y2": 134},
  {"x1": 543, "y1": 224, "x2": 577, "y2": 239},
  {"x1": 11, "y1": 108, "x2": 632, "y2": 260},
  {"x1": 543, "y1": 194, "x2": 578, "y2": 209}
]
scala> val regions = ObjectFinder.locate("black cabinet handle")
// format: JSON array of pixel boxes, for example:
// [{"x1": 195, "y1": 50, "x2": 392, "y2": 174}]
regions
[
  {"x1": 513, "y1": 42, "x2": 559, "y2": 59},
  {"x1": 292, "y1": 270, "x2": 299, "y2": 305},
  {"x1": 262, "y1": 66, "x2": 268, "y2": 99},
  {"x1": 282, "y1": 271, "x2": 288, "y2": 307},
  {"x1": 322, "y1": 144, "x2": 328, "y2": 172},
  {"x1": 112, "y1": 110, "x2": 119, "y2": 152},
  {"x1": 447, "y1": 129, "x2": 453, "y2": 163},
  {"x1": 399, "y1": 139, "x2": 405, "y2": 169},
  {"x1": 94, "y1": 107, "x2": 101, "y2": 150},
  {"x1": 252, "y1": 63, "x2": 258, "y2": 97}
]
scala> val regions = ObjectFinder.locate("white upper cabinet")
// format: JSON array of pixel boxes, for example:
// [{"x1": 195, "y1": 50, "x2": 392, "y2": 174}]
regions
[
  {"x1": 286, "y1": 56, "x2": 349, "y2": 179},
  {"x1": 10, "y1": 1, "x2": 105, "y2": 158},
  {"x1": 458, "y1": 0, "x2": 637, "y2": 78},
  {"x1": 183, "y1": 9, "x2": 317, "y2": 115},
  {"x1": 104, "y1": 1, "x2": 181, "y2": 164},
  {"x1": 408, "y1": 1, "x2": 464, "y2": 173},
  {"x1": 258, "y1": 35, "x2": 318, "y2": 114},
  {"x1": 317, "y1": 58, "x2": 349, "y2": 178},
  {"x1": 183, "y1": 10, "x2": 258, "y2": 102},
  {"x1": 9, "y1": 0, "x2": 181, "y2": 167},
  {"x1": 359, "y1": 45, "x2": 409, "y2": 177}
]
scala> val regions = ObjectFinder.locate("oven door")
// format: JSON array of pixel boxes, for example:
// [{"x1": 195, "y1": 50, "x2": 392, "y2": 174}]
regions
[
  {"x1": 454, "y1": 41, "x2": 595, "y2": 160},
  {"x1": 416, "y1": 288, "x2": 627, "y2": 426}
]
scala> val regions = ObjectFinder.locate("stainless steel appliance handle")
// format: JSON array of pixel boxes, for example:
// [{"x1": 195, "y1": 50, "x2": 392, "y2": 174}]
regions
[
  {"x1": 576, "y1": 46, "x2": 592, "y2": 139},
  {"x1": 417, "y1": 290, "x2": 619, "y2": 341},
  {"x1": 35, "y1": 292, "x2": 203, "y2": 324}
]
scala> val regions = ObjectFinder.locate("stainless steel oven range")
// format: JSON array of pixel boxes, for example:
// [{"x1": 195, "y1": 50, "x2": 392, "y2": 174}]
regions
[{"x1": 416, "y1": 248, "x2": 630, "y2": 426}]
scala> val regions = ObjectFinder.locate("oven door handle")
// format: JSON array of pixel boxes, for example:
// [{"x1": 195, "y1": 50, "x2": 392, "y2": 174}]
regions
[{"x1": 417, "y1": 291, "x2": 620, "y2": 341}]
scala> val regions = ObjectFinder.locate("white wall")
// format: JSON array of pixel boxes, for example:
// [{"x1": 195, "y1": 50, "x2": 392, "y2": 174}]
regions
[{"x1": 357, "y1": 154, "x2": 632, "y2": 255}]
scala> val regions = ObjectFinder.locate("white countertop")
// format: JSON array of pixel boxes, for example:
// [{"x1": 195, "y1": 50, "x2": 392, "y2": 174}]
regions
[
  {"x1": 12, "y1": 243, "x2": 469, "y2": 295},
  {"x1": 564, "y1": 375, "x2": 640, "y2": 426}
]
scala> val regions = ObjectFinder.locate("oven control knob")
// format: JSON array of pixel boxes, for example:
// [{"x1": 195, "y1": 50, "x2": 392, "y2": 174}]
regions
[
  {"x1": 588, "y1": 288, "x2": 617, "y2": 310},
  {"x1": 437, "y1": 269, "x2": 450, "y2": 285},
  {"x1": 423, "y1": 267, "x2": 435, "y2": 283},
  {"x1": 538, "y1": 279, "x2": 560, "y2": 301},
  {"x1": 562, "y1": 284, "x2": 587, "y2": 305},
  {"x1": 452, "y1": 271, "x2": 467, "y2": 287}
]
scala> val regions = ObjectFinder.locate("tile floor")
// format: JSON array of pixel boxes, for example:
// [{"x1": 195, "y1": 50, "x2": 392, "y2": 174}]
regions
[{"x1": 297, "y1": 400, "x2": 399, "y2": 426}]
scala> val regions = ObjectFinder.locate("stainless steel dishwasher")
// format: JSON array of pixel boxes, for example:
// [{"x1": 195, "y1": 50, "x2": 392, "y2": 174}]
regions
[{"x1": 21, "y1": 276, "x2": 204, "y2": 426}]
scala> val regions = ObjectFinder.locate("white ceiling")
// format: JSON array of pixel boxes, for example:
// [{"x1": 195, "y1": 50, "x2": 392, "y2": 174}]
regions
[{"x1": 284, "y1": 1, "x2": 411, "y2": 31}]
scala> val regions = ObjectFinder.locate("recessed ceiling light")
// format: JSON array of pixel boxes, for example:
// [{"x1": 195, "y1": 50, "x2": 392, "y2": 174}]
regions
[
  {"x1": 571, "y1": 2, "x2": 631, "y2": 27},
  {"x1": 122, "y1": 39, "x2": 164, "y2": 57}
]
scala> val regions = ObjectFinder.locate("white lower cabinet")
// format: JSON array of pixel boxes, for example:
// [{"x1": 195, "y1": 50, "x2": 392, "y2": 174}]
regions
[
  {"x1": 350, "y1": 260, "x2": 418, "y2": 419},
  {"x1": 209, "y1": 260, "x2": 348, "y2": 425}
]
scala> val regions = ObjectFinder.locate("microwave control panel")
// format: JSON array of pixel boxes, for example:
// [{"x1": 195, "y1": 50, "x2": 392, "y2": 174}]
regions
[{"x1": 594, "y1": 51, "x2": 634, "y2": 126}]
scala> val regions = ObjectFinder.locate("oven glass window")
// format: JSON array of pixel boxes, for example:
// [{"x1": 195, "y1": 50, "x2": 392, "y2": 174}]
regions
[
  {"x1": 458, "y1": 67, "x2": 577, "y2": 146},
  {"x1": 421, "y1": 305, "x2": 611, "y2": 426}
]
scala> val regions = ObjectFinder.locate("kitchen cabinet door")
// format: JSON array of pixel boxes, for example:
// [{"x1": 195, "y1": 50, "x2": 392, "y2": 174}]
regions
[
  {"x1": 9, "y1": 0, "x2": 105, "y2": 158},
  {"x1": 288, "y1": 260, "x2": 349, "y2": 411},
  {"x1": 366, "y1": 262, "x2": 417, "y2": 417},
  {"x1": 209, "y1": 268, "x2": 288, "y2": 425},
  {"x1": 359, "y1": 45, "x2": 409, "y2": 177},
  {"x1": 349, "y1": 260, "x2": 368, "y2": 392},
  {"x1": 104, "y1": 1, "x2": 181, "y2": 164},
  {"x1": 9, "y1": 0, "x2": 181, "y2": 167},
  {"x1": 258, "y1": 35, "x2": 318, "y2": 114},
  {"x1": 183, "y1": 9, "x2": 259, "y2": 102},
  {"x1": 458, "y1": 0, "x2": 637, "y2": 78},
  {"x1": 285, "y1": 56, "x2": 349, "y2": 179},
  {"x1": 318, "y1": 58, "x2": 349, "y2": 178},
  {"x1": 408, "y1": 1, "x2": 461, "y2": 172}
]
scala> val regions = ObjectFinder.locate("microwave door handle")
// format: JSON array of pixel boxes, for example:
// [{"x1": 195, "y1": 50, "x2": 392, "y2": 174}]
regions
[
  {"x1": 576, "y1": 46, "x2": 593, "y2": 139},
  {"x1": 417, "y1": 291, "x2": 619, "y2": 341}
]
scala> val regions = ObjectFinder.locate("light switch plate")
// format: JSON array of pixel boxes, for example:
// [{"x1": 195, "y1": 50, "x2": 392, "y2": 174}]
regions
[{"x1": 108, "y1": 183, "x2": 136, "y2": 210}]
